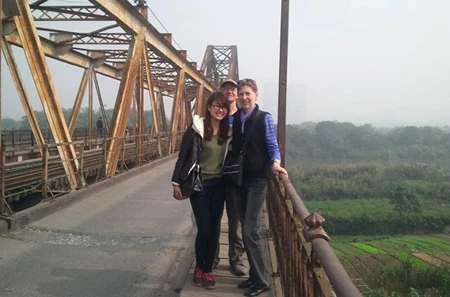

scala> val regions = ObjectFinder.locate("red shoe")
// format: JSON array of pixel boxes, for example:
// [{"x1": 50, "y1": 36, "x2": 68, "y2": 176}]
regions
[
  {"x1": 203, "y1": 272, "x2": 216, "y2": 290},
  {"x1": 192, "y1": 266, "x2": 204, "y2": 287}
]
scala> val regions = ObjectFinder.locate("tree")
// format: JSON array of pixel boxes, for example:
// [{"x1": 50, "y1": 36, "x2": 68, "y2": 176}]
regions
[
  {"x1": 1, "y1": 118, "x2": 20, "y2": 129},
  {"x1": 388, "y1": 184, "x2": 422, "y2": 217}
]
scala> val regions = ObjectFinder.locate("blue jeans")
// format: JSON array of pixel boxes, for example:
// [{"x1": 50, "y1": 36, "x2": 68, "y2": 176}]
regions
[
  {"x1": 190, "y1": 178, "x2": 225, "y2": 272},
  {"x1": 232, "y1": 178, "x2": 270, "y2": 288}
]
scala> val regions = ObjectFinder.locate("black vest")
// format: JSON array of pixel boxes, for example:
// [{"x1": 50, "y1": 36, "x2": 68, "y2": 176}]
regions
[{"x1": 232, "y1": 105, "x2": 270, "y2": 179}]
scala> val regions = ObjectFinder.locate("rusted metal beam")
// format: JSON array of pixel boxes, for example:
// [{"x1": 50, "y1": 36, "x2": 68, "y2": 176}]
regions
[
  {"x1": 229, "y1": 45, "x2": 239, "y2": 81},
  {"x1": 68, "y1": 67, "x2": 92, "y2": 135},
  {"x1": 1, "y1": 36, "x2": 45, "y2": 155},
  {"x1": 137, "y1": 59, "x2": 145, "y2": 164},
  {"x1": 195, "y1": 84, "x2": 205, "y2": 116},
  {"x1": 93, "y1": 72, "x2": 109, "y2": 134},
  {"x1": 13, "y1": 0, "x2": 81, "y2": 190},
  {"x1": 0, "y1": 0, "x2": 2, "y2": 151},
  {"x1": 169, "y1": 70, "x2": 185, "y2": 154},
  {"x1": 5, "y1": 30, "x2": 119, "y2": 79},
  {"x1": 157, "y1": 91, "x2": 167, "y2": 133},
  {"x1": 185, "y1": 99, "x2": 192, "y2": 129},
  {"x1": 143, "y1": 45, "x2": 162, "y2": 156},
  {"x1": 105, "y1": 32, "x2": 145, "y2": 177},
  {"x1": 88, "y1": 72, "x2": 93, "y2": 144},
  {"x1": 5, "y1": 31, "x2": 163, "y2": 94},
  {"x1": 200, "y1": 45, "x2": 238, "y2": 86},
  {"x1": 90, "y1": 0, "x2": 215, "y2": 92},
  {"x1": 31, "y1": 5, "x2": 110, "y2": 21},
  {"x1": 277, "y1": 0, "x2": 290, "y2": 166}
]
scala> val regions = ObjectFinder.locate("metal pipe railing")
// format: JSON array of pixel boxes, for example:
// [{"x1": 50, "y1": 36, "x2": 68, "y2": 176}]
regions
[
  {"x1": 267, "y1": 173, "x2": 363, "y2": 297},
  {"x1": 0, "y1": 131, "x2": 180, "y2": 216}
]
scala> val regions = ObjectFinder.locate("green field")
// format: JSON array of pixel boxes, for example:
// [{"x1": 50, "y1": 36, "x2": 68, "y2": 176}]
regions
[{"x1": 330, "y1": 234, "x2": 450, "y2": 296}]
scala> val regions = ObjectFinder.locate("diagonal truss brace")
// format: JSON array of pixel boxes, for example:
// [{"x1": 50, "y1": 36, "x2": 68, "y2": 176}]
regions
[
  {"x1": 105, "y1": 31, "x2": 145, "y2": 177},
  {"x1": 13, "y1": 0, "x2": 82, "y2": 190}
]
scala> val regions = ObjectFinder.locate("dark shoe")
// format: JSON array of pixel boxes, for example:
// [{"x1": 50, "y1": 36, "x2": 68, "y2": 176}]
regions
[
  {"x1": 203, "y1": 272, "x2": 216, "y2": 290},
  {"x1": 231, "y1": 263, "x2": 247, "y2": 276},
  {"x1": 244, "y1": 286, "x2": 270, "y2": 297},
  {"x1": 192, "y1": 266, "x2": 203, "y2": 287},
  {"x1": 237, "y1": 279, "x2": 254, "y2": 289}
]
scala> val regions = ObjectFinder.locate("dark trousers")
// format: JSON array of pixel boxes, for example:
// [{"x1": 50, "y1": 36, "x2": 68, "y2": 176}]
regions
[
  {"x1": 215, "y1": 187, "x2": 245, "y2": 265},
  {"x1": 190, "y1": 178, "x2": 225, "y2": 273},
  {"x1": 232, "y1": 178, "x2": 270, "y2": 288}
]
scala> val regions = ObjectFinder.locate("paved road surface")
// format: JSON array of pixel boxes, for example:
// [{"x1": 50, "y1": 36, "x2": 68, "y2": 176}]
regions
[{"x1": 0, "y1": 159, "x2": 195, "y2": 297}]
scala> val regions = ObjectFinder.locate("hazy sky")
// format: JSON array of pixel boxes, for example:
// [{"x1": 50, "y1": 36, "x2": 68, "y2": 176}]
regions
[{"x1": 2, "y1": 0, "x2": 449, "y2": 127}]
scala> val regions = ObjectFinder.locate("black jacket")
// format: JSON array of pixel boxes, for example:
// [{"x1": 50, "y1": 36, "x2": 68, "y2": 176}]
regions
[{"x1": 171, "y1": 125, "x2": 202, "y2": 186}]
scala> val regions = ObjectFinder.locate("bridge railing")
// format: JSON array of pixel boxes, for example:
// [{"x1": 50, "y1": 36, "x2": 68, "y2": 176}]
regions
[
  {"x1": 266, "y1": 173, "x2": 363, "y2": 297},
  {"x1": 0, "y1": 131, "x2": 183, "y2": 216}
]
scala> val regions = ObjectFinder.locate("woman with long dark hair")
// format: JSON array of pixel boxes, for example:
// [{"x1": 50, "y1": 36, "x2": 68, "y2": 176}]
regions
[{"x1": 171, "y1": 91, "x2": 230, "y2": 290}]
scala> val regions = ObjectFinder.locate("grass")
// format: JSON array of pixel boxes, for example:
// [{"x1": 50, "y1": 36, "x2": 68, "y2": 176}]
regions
[
  {"x1": 350, "y1": 243, "x2": 386, "y2": 255},
  {"x1": 305, "y1": 198, "x2": 394, "y2": 218},
  {"x1": 305, "y1": 197, "x2": 450, "y2": 221}
]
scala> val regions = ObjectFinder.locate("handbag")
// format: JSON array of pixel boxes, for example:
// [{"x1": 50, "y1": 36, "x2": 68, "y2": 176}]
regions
[
  {"x1": 223, "y1": 111, "x2": 263, "y2": 186},
  {"x1": 180, "y1": 164, "x2": 203, "y2": 197},
  {"x1": 222, "y1": 153, "x2": 245, "y2": 186}
]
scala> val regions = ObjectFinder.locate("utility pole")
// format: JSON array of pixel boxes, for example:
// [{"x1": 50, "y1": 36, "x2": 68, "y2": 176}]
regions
[{"x1": 277, "y1": 0, "x2": 290, "y2": 165}]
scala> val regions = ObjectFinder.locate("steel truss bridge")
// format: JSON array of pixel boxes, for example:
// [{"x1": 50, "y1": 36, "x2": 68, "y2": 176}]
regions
[{"x1": 0, "y1": 1, "x2": 362, "y2": 296}]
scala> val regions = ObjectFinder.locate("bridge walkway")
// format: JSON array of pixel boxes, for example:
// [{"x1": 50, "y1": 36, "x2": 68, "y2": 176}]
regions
[
  {"x1": 180, "y1": 203, "x2": 280, "y2": 297},
  {"x1": 0, "y1": 156, "x2": 280, "y2": 297}
]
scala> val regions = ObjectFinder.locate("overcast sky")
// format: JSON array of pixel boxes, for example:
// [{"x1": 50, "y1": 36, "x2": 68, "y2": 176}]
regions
[{"x1": 2, "y1": 0, "x2": 449, "y2": 127}]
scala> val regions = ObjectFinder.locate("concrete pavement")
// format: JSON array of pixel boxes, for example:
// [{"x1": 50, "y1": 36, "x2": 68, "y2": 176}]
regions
[{"x1": 0, "y1": 157, "x2": 195, "y2": 297}]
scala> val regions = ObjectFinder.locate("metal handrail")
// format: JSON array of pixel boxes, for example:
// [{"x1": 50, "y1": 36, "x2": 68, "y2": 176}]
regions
[{"x1": 267, "y1": 173, "x2": 362, "y2": 297}]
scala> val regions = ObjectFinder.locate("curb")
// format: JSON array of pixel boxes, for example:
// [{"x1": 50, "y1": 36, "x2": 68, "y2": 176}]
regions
[{"x1": 1, "y1": 154, "x2": 177, "y2": 233}]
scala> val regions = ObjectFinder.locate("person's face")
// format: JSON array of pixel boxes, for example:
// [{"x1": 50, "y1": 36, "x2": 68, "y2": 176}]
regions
[
  {"x1": 220, "y1": 84, "x2": 238, "y2": 105},
  {"x1": 207, "y1": 100, "x2": 228, "y2": 121},
  {"x1": 238, "y1": 85, "x2": 257, "y2": 112}
]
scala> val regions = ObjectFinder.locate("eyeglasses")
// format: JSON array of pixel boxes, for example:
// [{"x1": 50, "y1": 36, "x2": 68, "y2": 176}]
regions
[{"x1": 211, "y1": 104, "x2": 228, "y2": 111}]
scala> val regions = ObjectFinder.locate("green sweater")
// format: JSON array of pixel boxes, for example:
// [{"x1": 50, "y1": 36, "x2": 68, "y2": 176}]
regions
[{"x1": 199, "y1": 134, "x2": 226, "y2": 180}]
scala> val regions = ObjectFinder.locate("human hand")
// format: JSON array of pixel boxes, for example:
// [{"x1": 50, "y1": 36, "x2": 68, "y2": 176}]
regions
[
  {"x1": 272, "y1": 161, "x2": 288, "y2": 176},
  {"x1": 173, "y1": 186, "x2": 188, "y2": 200}
]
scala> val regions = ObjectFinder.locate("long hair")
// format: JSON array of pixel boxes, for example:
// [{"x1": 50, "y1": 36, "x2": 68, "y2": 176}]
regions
[{"x1": 203, "y1": 92, "x2": 230, "y2": 145}]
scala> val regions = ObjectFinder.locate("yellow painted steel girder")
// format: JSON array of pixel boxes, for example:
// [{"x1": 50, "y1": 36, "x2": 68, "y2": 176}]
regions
[
  {"x1": 5, "y1": 31, "x2": 171, "y2": 96},
  {"x1": 93, "y1": 72, "x2": 110, "y2": 135},
  {"x1": 68, "y1": 67, "x2": 92, "y2": 135},
  {"x1": 13, "y1": 0, "x2": 82, "y2": 190},
  {"x1": 157, "y1": 92, "x2": 167, "y2": 133},
  {"x1": 143, "y1": 46, "x2": 162, "y2": 156},
  {"x1": 1, "y1": 36, "x2": 46, "y2": 156},
  {"x1": 195, "y1": 84, "x2": 205, "y2": 116},
  {"x1": 105, "y1": 32, "x2": 145, "y2": 177},
  {"x1": 169, "y1": 70, "x2": 185, "y2": 154},
  {"x1": 90, "y1": 0, "x2": 215, "y2": 92}
]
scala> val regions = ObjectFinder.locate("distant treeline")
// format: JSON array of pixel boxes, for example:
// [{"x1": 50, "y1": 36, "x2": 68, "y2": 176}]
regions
[
  {"x1": 284, "y1": 121, "x2": 450, "y2": 235},
  {"x1": 1, "y1": 108, "x2": 165, "y2": 130},
  {"x1": 286, "y1": 121, "x2": 450, "y2": 164}
]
